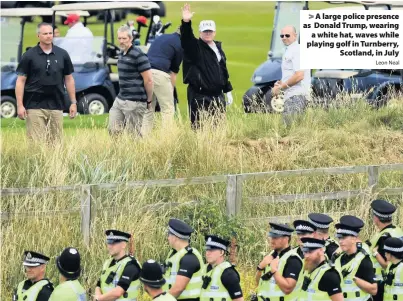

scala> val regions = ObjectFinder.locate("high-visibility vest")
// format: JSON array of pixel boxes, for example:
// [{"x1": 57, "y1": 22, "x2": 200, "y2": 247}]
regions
[
  {"x1": 15, "y1": 279, "x2": 50, "y2": 301},
  {"x1": 100, "y1": 255, "x2": 141, "y2": 301},
  {"x1": 200, "y1": 261, "x2": 234, "y2": 301},
  {"x1": 334, "y1": 251, "x2": 371, "y2": 301},
  {"x1": 257, "y1": 248, "x2": 303, "y2": 301},
  {"x1": 162, "y1": 246, "x2": 204, "y2": 300},
  {"x1": 368, "y1": 226, "x2": 403, "y2": 281},
  {"x1": 49, "y1": 279, "x2": 87, "y2": 301},
  {"x1": 384, "y1": 261, "x2": 403, "y2": 301},
  {"x1": 300, "y1": 263, "x2": 339, "y2": 301}
]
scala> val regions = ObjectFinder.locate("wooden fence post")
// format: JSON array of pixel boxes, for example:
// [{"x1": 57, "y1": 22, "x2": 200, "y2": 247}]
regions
[
  {"x1": 368, "y1": 165, "x2": 379, "y2": 194},
  {"x1": 235, "y1": 175, "x2": 243, "y2": 215},
  {"x1": 80, "y1": 185, "x2": 92, "y2": 247},
  {"x1": 226, "y1": 176, "x2": 237, "y2": 216}
]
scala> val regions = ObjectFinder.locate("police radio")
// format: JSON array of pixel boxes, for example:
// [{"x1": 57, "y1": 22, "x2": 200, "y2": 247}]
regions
[
  {"x1": 105, "y1": 271, "x2": 116, "y2": 284},
  {"x1": 202, "y1": 275, "x2": 212, "y2": 289},
  {"x1": 302, "y1": 276, "x2": 312, "y2": 291}
]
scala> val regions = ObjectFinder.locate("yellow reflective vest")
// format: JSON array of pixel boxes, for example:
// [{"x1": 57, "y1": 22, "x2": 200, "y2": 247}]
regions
[
  {"x1": 384, "y1": 260, "x2": 403, "y2": 301},
  {"x1": 100, "y1": 255, "x2": 141, "y2": 301},
  {"x1": 200, "y1": 261, "x2": 234, "y2": 301},
  {"x1": 162, "y1": 246, "x2": 204, "y2": 300},
  {"x1": 15, "y1": 279, "x2": 51, "y2": 301},
  {"x1": 257, "y1": 247, "x2": 303, "y2": 301}
]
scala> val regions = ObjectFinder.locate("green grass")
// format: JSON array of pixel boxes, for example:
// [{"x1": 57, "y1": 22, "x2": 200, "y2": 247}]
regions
[{"x1": 2, "y1": 2, "x2": 402, "y2": 299}]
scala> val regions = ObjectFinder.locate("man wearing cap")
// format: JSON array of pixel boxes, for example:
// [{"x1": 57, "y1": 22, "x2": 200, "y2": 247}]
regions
[
  {"x1": 300, "y1": 237, "x2": 343, "y2": 301},
  {"x1": 95, "y1": 230, "x2": 142, "y2": 301},
  {"x1": 201, "y1": 235, "x2": 243, "y2": 301},
  {"x1": 308, "y1": 213, "x2": 339, "y2": 261},
  {"x1": 180, "y1": 3, "x2": 234, "y2": 129},
  {"x1": 368, "y1": 199, "x2": 403, "y2": 290},
  {"x1": 49, "y1": 247, "x2": 86, "y2": 300},
  {"x1": 62, "y1": 14, "x2": 93, "y2": 64},
  {"x1": 255, "y1": 223, "x2": 303, "y2": 301},
  {"x1": 382, "y1": 237, "x2": 403, "y2": 301},
  {"x1": 334, "y1": 215, "x2": 378, "y2": 301},
  {"x1": 140, "y1": 259, "x2": 176, "y2": 301},
  {"x1": 162, "y1": 218, "x2": 204, "y2": 301},
  {"x1": 13, "y1": 251, "x2": 54, "y2": 301}
]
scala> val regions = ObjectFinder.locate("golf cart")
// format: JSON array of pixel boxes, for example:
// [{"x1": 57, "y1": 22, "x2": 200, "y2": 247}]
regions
[
  {"x1": 0, "y1": 8, "x2": 90, "y2": 118},
  {"x1": 51, "y1": 1, "x2": 161, "y2": 115},
  {"x1": 243, "y1": 1, "x2": 402, "y2": 113}
]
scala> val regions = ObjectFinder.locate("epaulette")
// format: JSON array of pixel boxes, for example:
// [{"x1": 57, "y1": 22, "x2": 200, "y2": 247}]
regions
[{"x1": 185, "y1": 246, "x2": 193, "y2": 253}]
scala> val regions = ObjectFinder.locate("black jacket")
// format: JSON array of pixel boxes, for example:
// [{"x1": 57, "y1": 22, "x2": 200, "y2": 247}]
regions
[{"x1": 180, "y1": 20, "x2": 233, "y2": 96}]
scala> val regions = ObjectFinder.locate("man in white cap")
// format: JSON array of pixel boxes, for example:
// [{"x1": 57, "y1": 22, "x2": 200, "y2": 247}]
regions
[
  {"x1": 13, "y1": 251, "x2": 54, "y2": 301},
  {"x1": 180, "y1": 3, "x2": 234, "y2": 130}
]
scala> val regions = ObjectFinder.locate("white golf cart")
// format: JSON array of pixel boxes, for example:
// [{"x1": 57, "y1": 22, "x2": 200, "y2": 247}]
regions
[{"x1": 0, "y1": 8, "x2": 89, "y2": 118}]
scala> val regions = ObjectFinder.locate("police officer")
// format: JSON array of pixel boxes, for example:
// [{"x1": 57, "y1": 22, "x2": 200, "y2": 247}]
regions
[
  {"x1": 300, "y1": 237, "x2": 343, "y2": 301},
  {"x1": 162, "y1": 219, "x2": 204, "y2": 301},
  {"x1": 49, "y1": 247, "x2": 86, "y2": 300},
  {"x1": 293, "y1": 219, "x2": 317, "y2": 258},
  {"x1": 139, "y1": 259, "x2": 176, "y2": 301},
  {"x1": 334, "y1": 215, "x2": 378, "y2": 301},
  {"x1": 382, "y1": 237, "x2": 403, "y2": 301},
  {"x1": 95, "y1": 230, "x2": 142, "y2": 301},
  {"x1": 201, "y1": 235, "x2": 243, "y2": 301},
  {"x1": 308, "y1": 213, "x2": 339, "y2": 260},
  {"x1": 368, "y1": 198, "x2": 403, "y2": 300},
  {"x1": 13, "y1": 251, "x2": 53, "y2": 301},
  {"x1": 292, "y1": 220, "x2": 317, "y2": 295},
  {"x1": 255, "y1": 223, "x2": 303, "y2": 301}
]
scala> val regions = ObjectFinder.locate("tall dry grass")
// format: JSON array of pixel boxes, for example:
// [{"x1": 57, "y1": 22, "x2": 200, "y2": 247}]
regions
[{"x1": 1, "y1": 98, "x2": 403, "y2": 299}]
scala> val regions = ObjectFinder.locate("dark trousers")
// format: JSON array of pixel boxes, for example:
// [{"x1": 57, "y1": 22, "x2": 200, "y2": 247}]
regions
[{"x1": 187, "y1": 85, "x2": 225, "y2": 129}]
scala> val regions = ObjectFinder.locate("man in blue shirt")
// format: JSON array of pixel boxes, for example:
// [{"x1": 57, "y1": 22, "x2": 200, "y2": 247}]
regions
[{"x1": 142, "y1": 28, "x2": 183, "y2": 136}]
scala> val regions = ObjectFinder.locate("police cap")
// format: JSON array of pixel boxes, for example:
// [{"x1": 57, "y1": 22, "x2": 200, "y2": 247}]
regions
[{"x1": 168, "y1": 218, "x2": 194, "y2": 240}]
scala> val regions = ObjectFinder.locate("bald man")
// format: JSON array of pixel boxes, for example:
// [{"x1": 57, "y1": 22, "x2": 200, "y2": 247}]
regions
[{"x1": 272, "y1": 25, "x2": 311, "y2": 126}]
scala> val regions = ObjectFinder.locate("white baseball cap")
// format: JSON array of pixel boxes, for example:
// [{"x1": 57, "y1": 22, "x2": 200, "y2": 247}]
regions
[{"x1": 199, "y1": 20, "x2": 216, "y2": 32}]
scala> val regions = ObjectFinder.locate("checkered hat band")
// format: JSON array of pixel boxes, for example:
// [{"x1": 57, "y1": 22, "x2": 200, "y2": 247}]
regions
[
  {"x1": 303, "y1": 242, "x2": 324, "y2": 249},
  {"x1": 270, "y1": 229, "x2": 292, "y2": 236},
  {"x1": 384, "y1": 245, "x2": 403, "y2": 253},
  {"x1": 308, "y1": 218, "x2": 329, "y2": 229},
  {"x1": 372, "y1": 209, "x2": 392, "y2": 218},
  {"x1": 168, "y1": 226, "x2": 190, "y2": 240},
  {"x1": 107, "y1": 235, "x2": 129, "y2": 242},
  {"x1": 206, "y1": 241, "x2": 227, "y2": 250},
  {"x1": 24, "y1": 258, "x2": 47, "y2": 264},
  {"x1": 337, "y1": 228, "x2": 358, "y2": 236},
  {"x1": 296, "y1": 225, "x2": 315, "y2": 232}
]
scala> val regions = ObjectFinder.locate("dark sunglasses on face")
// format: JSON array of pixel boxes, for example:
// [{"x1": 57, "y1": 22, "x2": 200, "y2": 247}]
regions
[{"x1": 280, "y1": 34, "x2": 291, "y2": 38}]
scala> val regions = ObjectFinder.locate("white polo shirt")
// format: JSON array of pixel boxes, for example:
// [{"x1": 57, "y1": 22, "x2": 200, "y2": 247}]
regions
[{"x1": 281, "y1": 41, "x2": 311, "y2": 100}]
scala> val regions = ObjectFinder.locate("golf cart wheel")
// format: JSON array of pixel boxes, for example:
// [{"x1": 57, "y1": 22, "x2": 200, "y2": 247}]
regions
[
  {"x1": 1, "y1": 96, "x2": 17, "y2": 118},
  {"x1": 78, "y1": 93, "x2": 109, "y2": 115},
  {"x1": 269, "y1": 95, "x2": 285, "y2": 113}
]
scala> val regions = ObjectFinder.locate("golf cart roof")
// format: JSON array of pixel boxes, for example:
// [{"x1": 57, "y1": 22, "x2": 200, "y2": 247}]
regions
[
  {"x1": 0, "y1": 7, "x2": 90, "y2": 17},
  {"x1": 52, "y1": 1, "x2": 160, "y2": 12}
]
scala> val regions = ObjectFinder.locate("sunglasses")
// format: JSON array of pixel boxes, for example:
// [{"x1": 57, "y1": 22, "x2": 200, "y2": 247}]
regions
[
  {"x1": 280, "y1": 34, "x2": 291, "y2": 38},
  {"x1": 46, "y1": 59, "x2": 50, "y2": 75}
]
